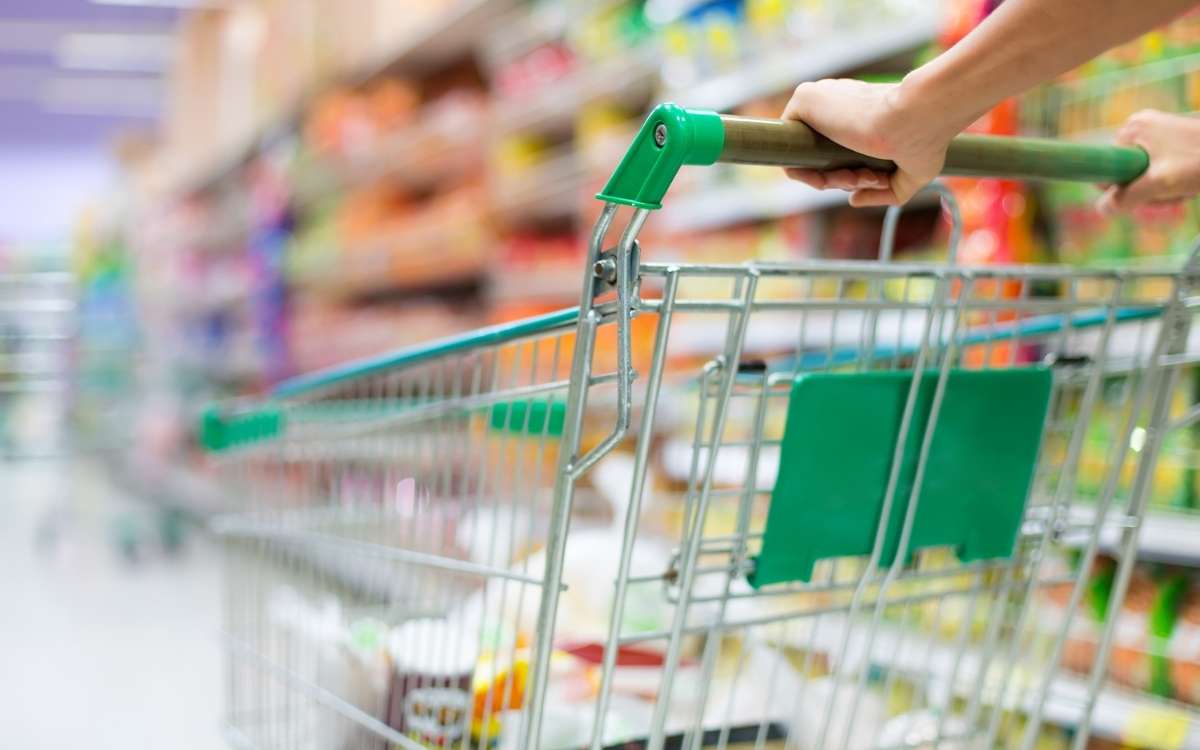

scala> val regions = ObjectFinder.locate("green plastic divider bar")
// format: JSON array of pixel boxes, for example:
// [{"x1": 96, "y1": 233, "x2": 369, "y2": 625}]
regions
[
  {"x1": 751, "y1": 367, "x2": 1052, "y2": 587},
  {"x1": 200, "y1": 396, "x2": 565, "y2": 453},
  {"x1": 489, "y1": 400, "x2": 566, "y2": 436},
  {"x1": 274, "y1": 307, "x2": 580, "y2": 398},
  {"x1": 598, "y1": 104, "x2": 1148, "y2": 209},
  {"x1": 200, "y1": 406, "x2": 284, "y2": 452}
]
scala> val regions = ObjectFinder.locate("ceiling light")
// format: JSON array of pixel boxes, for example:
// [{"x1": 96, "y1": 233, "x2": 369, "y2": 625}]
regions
[
  {"x1": 57, "y1": 32, "x2": 174, "y2": 73},
  {"x1": 40, "y1": 75, "x2": 162, "y2": 117},
  {"x1": 90, "y1": 0, "x2": 207, "y2": 7}
]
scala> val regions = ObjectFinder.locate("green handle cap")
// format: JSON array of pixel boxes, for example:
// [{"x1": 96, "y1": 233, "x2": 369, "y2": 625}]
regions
[{"x1": 596, "y1": 103, "x2": 724, "y2": 210}]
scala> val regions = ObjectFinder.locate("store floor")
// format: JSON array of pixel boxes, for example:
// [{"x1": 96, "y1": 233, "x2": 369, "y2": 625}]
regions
[{"x1": 0, "y1": 458, "x2": 224, "y2": 749}]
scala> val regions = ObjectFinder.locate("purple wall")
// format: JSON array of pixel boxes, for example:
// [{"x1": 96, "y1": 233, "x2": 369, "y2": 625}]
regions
[{"x1": 0, "y1": 0, "x2": 180, "y2": 246}]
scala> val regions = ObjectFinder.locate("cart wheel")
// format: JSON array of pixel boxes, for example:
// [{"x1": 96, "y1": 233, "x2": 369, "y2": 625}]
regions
[
  {"x1": 112, "y1": 514, "x2": 141, "y2": 563},
  {"x1": 158, "y1": 507, "x2": 187, "y2": 554}
]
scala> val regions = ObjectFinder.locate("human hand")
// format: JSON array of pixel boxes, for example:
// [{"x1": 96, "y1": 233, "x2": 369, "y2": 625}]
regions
[
  {"x1": 781, "y1": 78, "x2": 961, "y2": 207},
  {"x1": 1097, "y1": 109, "x2": 1200, "y2": 214}
]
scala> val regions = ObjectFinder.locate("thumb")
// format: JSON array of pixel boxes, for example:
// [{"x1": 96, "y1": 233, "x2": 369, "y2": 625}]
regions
[
  {"x1": 852, "y1": 169, "x2": 924, "y2": 207},
  {"x1": 849, "y1": 187, "x2": 900, "y2": 207}
]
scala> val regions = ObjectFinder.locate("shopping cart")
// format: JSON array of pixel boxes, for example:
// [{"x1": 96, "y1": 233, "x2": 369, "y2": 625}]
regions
[
  {"x1": 204, "y1": 104, "x2": 1200, "y2": 750},
  {"x1": 0, "y1": 271, "x2": 77, "y2": 457}
]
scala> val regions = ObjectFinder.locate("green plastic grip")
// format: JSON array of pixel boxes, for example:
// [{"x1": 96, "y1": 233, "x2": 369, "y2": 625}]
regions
[
  {"x1": 597, "y1": 104, "x2": 1149, "y2": 209},
  {"x1": 489, "y1": 400, "x2": 565, "y2": 436},
  {"x1": 719, "y1": 115, "x2": 1149, "y2": 184},
  {"x1": 200, "y1": 406, "x2": 283, "y2": 452}
]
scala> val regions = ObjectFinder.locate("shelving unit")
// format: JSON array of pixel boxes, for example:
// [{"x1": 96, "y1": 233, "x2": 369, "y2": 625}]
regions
[
  {"x1": 490, "y1": 47, "x2": 661, "y2": 136},
  {"x1": 1064, "y1": 505, "x2": 1200, "y2": 567},
  {"x1": 292, "y1": 107, "x2": 488, "y2": 206},
  {"x1": 128, "y1": 0, "x2": 955, "y2": 399},
  {"x1": 168, "y1": 0, "x2": 520, "y2": 197},
  {"x1": 491, "y1": 148, "x2": 587, "y2": 223},
  {"x1": 660, "y1": 179, "x2": 849, "y2": 233},
  {"x1": 777, "y1": 614, "x2": 1200, "y2": 748},
  {"x1": 663, "y1": 9, "x2": 940, "y2": 112}
]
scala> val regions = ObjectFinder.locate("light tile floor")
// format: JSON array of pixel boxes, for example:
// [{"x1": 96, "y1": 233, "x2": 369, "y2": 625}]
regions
[{"x1": 0, "y1": 458, "x2": 225, "y2": 749}]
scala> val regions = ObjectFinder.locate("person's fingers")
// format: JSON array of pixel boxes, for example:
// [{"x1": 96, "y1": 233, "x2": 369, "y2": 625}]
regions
[
  {"x1": 1115, "y1": 109, "x2": 1166, "y2": 152},
  {"x1": 888, "y1": 171, "x2": 929, "y2": 206},
  {"x1": 1100, "y1": 174, "x2": 1165, "y2": 213},
  {"x1": 1114, "y1": 174, "x2": 1163, "y2": 212},
  {"x1": 1096, "y1": 185, "x2": 1120, "y2": 215},
  {"x1": 849, "y1": 187, "x2": 901, "y2": 207},
  {"x1": 784, "y1": 168, "x2": 826, "y2": 188},
  {"x1": 784, "y1": 168, "x2": 888, "y2": 192},
  {"x1": 822, "y1": 169, "x2": 871, "y2": 190},
  {"x1": 782, "y1": 81, "x2": 819, "y2": 123},
  {"x1": 854, "y1": 169, "x2": 888, "y2": 189},
  {"x1": 1114, "y1": 117, "x2": 1142, "y2": 147}
]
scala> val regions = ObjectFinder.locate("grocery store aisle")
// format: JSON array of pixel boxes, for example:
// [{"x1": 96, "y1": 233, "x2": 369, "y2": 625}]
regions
[{"x1": 0, "y1": 458, "x2": 224, "y2": 749}]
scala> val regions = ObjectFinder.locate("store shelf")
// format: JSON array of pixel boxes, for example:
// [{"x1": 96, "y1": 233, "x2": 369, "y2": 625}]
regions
[
  {"x1": 1062, "y1": 505, "x2": 1200, "y2": 566},
  {"x1": 307, "y1": 223, "x2": 490, "y2": 300},
  {"x1": 490, "y1": 47, "x2": 660, "y2": 135},
  {"x1": 664, "y1": 11, "x2": 939, "y2": 113},
  {"x1": 660, "y1": 179, "x2": 849, "y2": 233},
  {"x1": 172, "y1": 0, "x2": 519, "y2": 197},
  {"x1": 490, "y1": 263, "x2": 583, "y2": 305},
  {"x1": 491, "y1": 150, "x2": 586, "y2": 223},
  {"x1": 770, "y1": 614, "x2": 1200, "y2": 748},
  {"x1": 292, "y1": 109, "x2": 487, "y2": 207},
  {"x1": 1118, "y1": 510, "x2": 1200, "y2": 565},
  {"x1": 354, "y1": 0, "x2": 520, "y2": 77}
]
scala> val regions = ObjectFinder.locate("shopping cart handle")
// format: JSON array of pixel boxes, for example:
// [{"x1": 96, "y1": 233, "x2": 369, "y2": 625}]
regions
[{"x1": 597, "y1": 103, "x2": 1149, "y2": 210}]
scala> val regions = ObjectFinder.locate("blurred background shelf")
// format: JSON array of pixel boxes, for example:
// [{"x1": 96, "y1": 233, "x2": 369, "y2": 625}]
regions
[
  {"x1": 1063, "y1": 506, "x2": 1200, "y2": 567},
  {"x1": 662, "y1": 8, "x2": 941, "y2": 111},
  {"x1": 169, "y1": 0, "x2": 522, "y2": 197},
  {"x1": 491, "y1": 148, "x2": 586, "y2": 223},
  {"x1": 491, "y1": 47, "x2": 660, "y2": 135},
  {"x1": 660, "y1": 178, "x2": 849, "y2": 232},
  {"x1": 777, "y1": 615, "x2": 1200, "y2": 749}
]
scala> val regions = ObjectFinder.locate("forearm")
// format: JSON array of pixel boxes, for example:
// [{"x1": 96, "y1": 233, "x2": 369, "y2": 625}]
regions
[{"x1": 899, "y1": 0, "x2": 1195, "y2": 134}]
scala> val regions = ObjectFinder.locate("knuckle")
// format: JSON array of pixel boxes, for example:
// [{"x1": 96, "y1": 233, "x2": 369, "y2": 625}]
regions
[{"x1": 1131, "y1": 109, "x2": 1161, "y2": 125}]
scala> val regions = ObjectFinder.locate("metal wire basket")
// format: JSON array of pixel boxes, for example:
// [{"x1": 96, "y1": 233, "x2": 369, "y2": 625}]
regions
[{"x1": 204, "y1": 105, "x2": 1200, "y2": 750}]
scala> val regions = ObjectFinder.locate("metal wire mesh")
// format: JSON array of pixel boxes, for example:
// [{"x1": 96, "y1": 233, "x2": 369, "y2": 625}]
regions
[
  {"x1": 211, "y1": 196, "x2": 1200, "y2": 750},
  {"x1": 584, "y1": 243, "x2": 1200, "y2": 750},
  {"x1": 216, "y1": 323, "x2": 596, "y2": 749}
]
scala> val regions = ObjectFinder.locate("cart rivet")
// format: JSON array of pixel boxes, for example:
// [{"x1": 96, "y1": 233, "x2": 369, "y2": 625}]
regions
[
  {"x1": 593, "y1": 258, "x2": 618, "y2": 283},
  {"x1": 653, "y1": 123, "x2": 667, "y2": 147}
]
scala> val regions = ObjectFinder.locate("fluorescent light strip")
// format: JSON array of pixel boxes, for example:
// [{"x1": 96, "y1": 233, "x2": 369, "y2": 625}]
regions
[
  {"x1": 57, "y1": 32, "x2": 174, "y2": 73},
  {"x1": 39, "y1": 75, "x2": 162, "y2": 117},
  {"x1": 90, "y1": 0, "x2": 221, "y2": 7}
]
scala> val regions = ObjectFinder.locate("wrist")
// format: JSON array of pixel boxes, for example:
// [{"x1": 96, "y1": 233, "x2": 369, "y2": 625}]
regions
[{"x1": 895, "y1": 63, "x2": 984, "y2": 141}]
